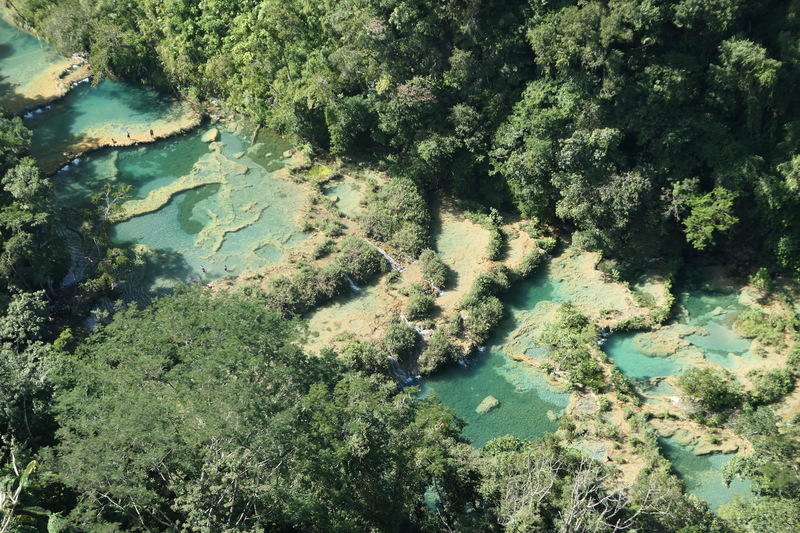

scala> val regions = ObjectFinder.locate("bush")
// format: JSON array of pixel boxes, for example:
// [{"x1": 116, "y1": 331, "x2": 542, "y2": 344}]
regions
[
  {"x1": 750, "y1": 369, "x2": 795, "y2": 405},
  {"x1": 632, "y1": 290, "x2": 657, "y2": 308},
  {"x1": 649, "y1": 281, "x2": 675, "y2": 324},
  {"x1": 265, "y1": 238, "x2": 388, "y2": 316},
  {"x1": 460, "y1": 265, "x2": 512, "y2": 307},
  {"x1": 613, "y1": 282, "x2": 675, "y2": 331},
  {"x1": 405, "y1": 284, "x2": 436, "y2": 320},
  {"x1": 537, "y1": 236, "x2": 558, "y2": 254},
  {"x1": 539, "y1": 304, "x2": 605, "y2": 391},
  {"x1": 312, "y1": 238, "x2": 335, "y2": 259},
  {"x1": 597, "y1": 396, "x2": 612, "y2": 412},
  {"x1": 678, "y1": 367, "x2": 742, "y2": 413},
  {"x1": 517, "y1": 248, "x2": 545, "y2": 277},
  {"x1": 610, "y1": 368, "x2": 639, "y2": 403},
  {"x1": 418, "y1": 330, "x2": 458, "y2": 374},
  {"x1": 571, "y1": 358, "x2": 606, "y2": 391},
  {"x1": 339, "y1": 338, "x2": 389, "y2": 374},
  {"x1": 418, "y1": 248, "x2": 450, "y2": 289},
  {"x1": 265, "y1": 263, "x2": 345, "y2": 316},
  {"x1": 335, "y1": 236, "x2": 389, "y2": 284},
  {"x1": 788, "y1": 343, "x2": 800, "y2": 376},
  {"x1": 539, "y1": 304, "x2": 595, "y2": 348},
  {"x1": 382, "y1": 318, "x2": 418, "y2": 363},
  {"x1": 442, "y1": 312, "x2": 463, "y2": 337},
  {"x1": 361, "y1": 178, "x2": 430, "y2": 257},
  {"x1": 487, "y1": 227, "x2": 505, "y2": 260},
  {"x1": 463, "y1": 296, "x2": 504, "y2": 343},
  {"x1": 749, "y1": 267, "x2": 773, "y2": 292},
  {"x1": 735, "y1": 308, "x2": 792, "y2": 347},
  {"x1": 320, "y1": 217, "x2": 345, "y2": 237}
]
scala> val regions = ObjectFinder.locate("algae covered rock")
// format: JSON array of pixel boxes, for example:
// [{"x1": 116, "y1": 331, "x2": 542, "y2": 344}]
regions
[
  {"x1": 475, "y1": 395, "x2": 500, "y2": 414},
  {"x1": 202, "y1": 127, "x2": 220, "y2": 142}
]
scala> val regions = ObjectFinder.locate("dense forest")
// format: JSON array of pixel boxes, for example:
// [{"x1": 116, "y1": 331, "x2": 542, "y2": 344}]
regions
[
  {"x1": 7, "y1": 0, "x2": 800, "y2": 274},
  {"x1": 1, "y1": 0, "x2": 800, "y2": 532}
]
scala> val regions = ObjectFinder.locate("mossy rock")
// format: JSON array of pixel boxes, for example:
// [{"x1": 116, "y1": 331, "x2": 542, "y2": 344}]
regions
[
  {"x1": 306, "y1": 165, "x2": 333, "y2": 182},
  {"x1": 475, "y1": 395, "x2": 500, "y2": 414}
]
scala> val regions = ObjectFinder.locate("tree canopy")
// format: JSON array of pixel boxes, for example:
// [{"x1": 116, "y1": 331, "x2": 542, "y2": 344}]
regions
[
  {"x1": 10, "y1": 0, "x2": 800, "y2": 273},
  {"x1": 51, "y1": 288, "x2": 478, "y2": 531}
]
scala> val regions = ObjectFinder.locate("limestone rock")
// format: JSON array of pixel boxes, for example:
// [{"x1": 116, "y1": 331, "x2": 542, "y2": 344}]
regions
[
  {"x1": 202, "y1": 127, "x2": 220, "y2": 142},
  {"x1": 695, "y1": 438, "x2": 739, "y2": 456},
  {"x1": 476, "y1": 395, "x2": 500, "y2": 414}
]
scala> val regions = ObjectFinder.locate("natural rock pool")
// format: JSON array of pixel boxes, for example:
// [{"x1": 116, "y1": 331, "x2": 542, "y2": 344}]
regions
[
  {"x1": 24, "y1": 79, "x2": 199, "y2": 172},
  {"x1": 421, "y1": 347, "x2": 569, "y2": 447},
  {"x1": 0, "y1": 17, "x2": 87, "y2": 113},
  {"x1": 55, "y1": 127, "x2": 308, "y2": 290},
  {"x1": 659, "y1": 436, "x2": 753, "y2": 510},
  {"x1": 421, "y1": 268, "x2": 571, "y2": 447},
  {"x1": 2, "y1": 14, "x2": 307, "y2": 292},
  {"x1": 604, "y1": 276, "x2": 754, "y2": 381},
  {"x1": 601, "y1": 275, "x2": 758, "y2": 507}
]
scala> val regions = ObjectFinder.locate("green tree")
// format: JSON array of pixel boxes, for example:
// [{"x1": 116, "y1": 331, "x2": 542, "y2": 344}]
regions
[
  {"x1": 405, "y1": 283, "x2": 436, "y2": 320},
  {"x1": 418, "y1": 248, "x2": 450, "y2": 289},
  {"x1": 683, "y1": 187, "x2": 738, "y2": 250},
  {"x1": 678, "y1": 366, "x2": 742, "y2": 412},
  {"x1": 53, "y1": 288, "x2": 477, "y2": 531}
]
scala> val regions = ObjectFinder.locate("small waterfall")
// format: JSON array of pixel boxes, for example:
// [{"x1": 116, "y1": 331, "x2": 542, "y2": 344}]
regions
[
  {"x1": 387, "y1": 356, "x2": 411, "y2": 382},
  {"x1": 59, "y1": 228, "x2": 91, "y2": 288},
  {"x1": 400, "y1": 315, "x2": 429, "y2": 337},
  {"x1": 57, "y1": 157, "x2": 80, "y2": 174},
  {"x1": 373, "y1": 244, "x2": 405, "y2": 272},
  {"x1": 346, "y1": 275, "x2": 361, "y2": 292},
  {"x1": 22, "y1": 103, "x2": 54, "y2": 119},
  {"x1": 598, "y1": 327, "x2": 610, "y2": 346},
  {"x1": 69, "y1": 77, "x2": 90, "y2": 89}
]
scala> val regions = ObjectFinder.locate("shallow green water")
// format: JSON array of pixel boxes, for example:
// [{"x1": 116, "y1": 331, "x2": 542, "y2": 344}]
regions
[
  {"x1": 679, "y1": 290, "x2": 751, "y2": 368},
  {"x1": 323, "y1": 180, "x2": 363, "y2": 219},
  {"x1": 55, "y1": 128, "x2": 306, "y2": 288},
  {"x1": 55, "y1": 130, "x2": 209, "y2": 208},
  {"x1": 24, "y1": 79, "x2": 190, "y2": 168},
  {"x1": 605, "y1": 285, "x2": 752, "y2": 380},
  {"x1": 603, "y1": 333, "x2": 682, "y2": 379},
  {"x1": 0, "y1": 17, "x2": 65, "y2": 101},
  {"x1": 422, "y1": 268, "x2": 569, "y2": 447},
  {"x1": 659, "y1": 437, "x2": 752, "y2": 510},
  {"x1": 422, "y1": 350, "x2": 568, "y2": 447},
  {"x1": 112, "y1": 131, "x2": 306, "y2": 284}
]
